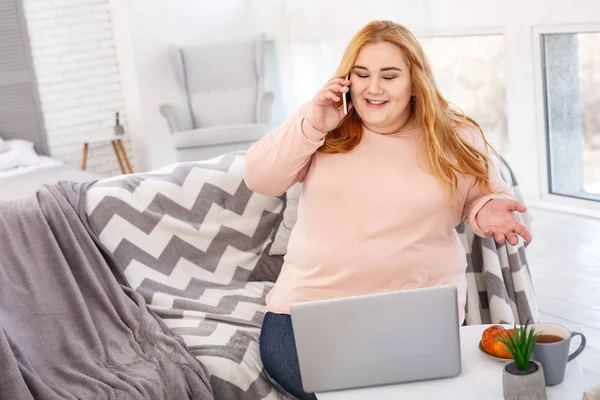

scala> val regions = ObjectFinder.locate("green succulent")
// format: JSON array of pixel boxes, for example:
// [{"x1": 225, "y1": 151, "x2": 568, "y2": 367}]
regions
[{"x1": 496, "y1": 321, "x2": 541, "y2": 371}]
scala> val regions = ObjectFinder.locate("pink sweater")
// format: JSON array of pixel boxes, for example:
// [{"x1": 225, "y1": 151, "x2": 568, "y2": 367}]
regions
[{"x1": 244, "y1": 106, "x2": 514, "y2": 325}]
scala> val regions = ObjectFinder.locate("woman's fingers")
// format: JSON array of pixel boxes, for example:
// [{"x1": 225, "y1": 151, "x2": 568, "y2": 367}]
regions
[
  {"x1": 327, "y1": 77, "x2": 349, "y2": 85},
  {"x1": 321, "y1": 78, "x2": 350, "y2": 90},
  {"x1": 315, "y1": 77, "x2": 351, "y2": 105},
  {"x1": 494, "y1": 232, "x2": 506, "y2": 243},
  {"x1": 485, "y1": 220, "x2": 532, "y2": 245},
  {"x1": 324, "y1": 92, "x2": 340, "y2": 102},
  {"x1": 308, "y1": 77, "x2": 352, "y2": 132},
  {"x1": 321, "y1": 83, "x2": 348, "y2": 97},
  {"x1": 505, "y1": 220, "x2": 532, "y2": 242},
  {"x1": 509, "y1": 200, "x2": 527, "y2": 213},
  {"x1": 328, "y1": 83, "x2": 349, "y2": 93},
  {"x1": 314, "y1": 90, "x2": 340, "y2": 105},
  {"x1": 515, "y1": 223, "x2": 532, "y2": 242},
  {"x1": 505, "y1": 232, "x2": 518, "y2": 246}
]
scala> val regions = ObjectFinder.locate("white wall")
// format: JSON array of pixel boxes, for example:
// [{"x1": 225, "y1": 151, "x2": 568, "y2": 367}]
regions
[
  {"x1": 24, "y1": 0, "x2": 133, "y2": 177},
  {"x1": 110, "y1": 0, "x2": 262, "y2": 171},
  {"x1": 253, "y1": 0, "x2": 600, "y2": 207}
]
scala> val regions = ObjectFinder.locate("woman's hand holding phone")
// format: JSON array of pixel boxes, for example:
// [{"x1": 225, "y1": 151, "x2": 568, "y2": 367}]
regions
[{"x1": 305, "y1": 77, "x2": 352, "y2": 133}]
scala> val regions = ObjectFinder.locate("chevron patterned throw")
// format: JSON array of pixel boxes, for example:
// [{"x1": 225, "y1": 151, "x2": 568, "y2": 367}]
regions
[
  {"x1": 460, "y1": 154, "x2": 539, "y2": 326},
  {"x1": 86, "y1": 152, "x2": 293, "y2": 400}
]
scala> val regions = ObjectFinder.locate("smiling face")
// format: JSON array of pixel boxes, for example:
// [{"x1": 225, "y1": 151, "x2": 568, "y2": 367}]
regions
[{"x1": 349, "y1": 41, "x2": 414, "y2": 134}]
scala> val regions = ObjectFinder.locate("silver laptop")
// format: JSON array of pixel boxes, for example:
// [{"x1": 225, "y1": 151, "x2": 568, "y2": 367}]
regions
[{"x1": 290, "y1": 285, "x2": 462, "y2": 393}]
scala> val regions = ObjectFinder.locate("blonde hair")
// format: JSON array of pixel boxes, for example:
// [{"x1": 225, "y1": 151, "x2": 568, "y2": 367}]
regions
[{"x1": 319, "y1": 20, "x2": 495, "y2": 198}]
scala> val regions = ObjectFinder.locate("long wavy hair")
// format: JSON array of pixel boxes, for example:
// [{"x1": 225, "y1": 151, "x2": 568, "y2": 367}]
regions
[{"x1": 319, "y1": 20, "x2": 495, "y2": 199}]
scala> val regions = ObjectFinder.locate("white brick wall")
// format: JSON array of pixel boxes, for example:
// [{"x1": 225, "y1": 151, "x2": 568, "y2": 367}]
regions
[{"x1": 23, "y1": 0, "x2": 135, "y2": 177}]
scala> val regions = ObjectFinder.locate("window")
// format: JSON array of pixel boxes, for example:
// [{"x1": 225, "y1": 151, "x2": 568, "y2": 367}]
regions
[
  {"x1": 265, "y1": 38, "x2": 346, "y2": 126},
  {"x1": 541, "y1": 32, "x2": 600, "y2": 202},
  {"x1": 419, "y1": 35, "x2": 508, "y2": 158}
]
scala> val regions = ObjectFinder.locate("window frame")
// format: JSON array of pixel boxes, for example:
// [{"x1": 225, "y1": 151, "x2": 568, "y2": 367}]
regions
[{"x1": 532, "y1": 23, "x2": 600, "y2": 211}]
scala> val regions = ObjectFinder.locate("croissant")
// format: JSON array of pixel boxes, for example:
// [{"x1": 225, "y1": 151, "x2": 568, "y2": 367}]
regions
[{"x1": 481, "y1": 325, "x2": 516, "y2": 359}]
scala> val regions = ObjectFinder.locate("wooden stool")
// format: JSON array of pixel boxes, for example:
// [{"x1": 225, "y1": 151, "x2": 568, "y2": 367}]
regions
[{"x1": 81, "y1": 135, "x2": 133, "y2": 174}]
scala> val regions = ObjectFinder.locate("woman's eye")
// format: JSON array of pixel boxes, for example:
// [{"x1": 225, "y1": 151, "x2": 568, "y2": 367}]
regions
[
  {"x1": 383, "y1": 76, "x2": 397, "y2": 80},
  {"x1": 357, "y1": 74, "x2": 368, "y2": 79}
]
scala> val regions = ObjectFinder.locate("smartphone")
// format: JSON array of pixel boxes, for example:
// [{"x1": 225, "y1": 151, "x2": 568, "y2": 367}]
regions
[{"x1": 343, "y1": 72, "x2": 351, "y2": 115}]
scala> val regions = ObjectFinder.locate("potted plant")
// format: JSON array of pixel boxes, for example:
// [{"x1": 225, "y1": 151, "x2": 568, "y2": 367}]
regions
[{"x1": 498, "y1": 322, "x2": 547, "y2": 400}]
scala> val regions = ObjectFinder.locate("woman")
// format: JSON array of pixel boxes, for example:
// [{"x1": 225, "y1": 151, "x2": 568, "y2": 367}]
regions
[{"x1": 244, "y1": 20, "x2": 532, "y2": 400}]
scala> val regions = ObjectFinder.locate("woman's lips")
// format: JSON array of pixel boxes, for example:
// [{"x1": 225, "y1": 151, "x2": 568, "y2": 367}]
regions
[{"x1": 365, "y1": 99, "x2": 388, "y2": 109}]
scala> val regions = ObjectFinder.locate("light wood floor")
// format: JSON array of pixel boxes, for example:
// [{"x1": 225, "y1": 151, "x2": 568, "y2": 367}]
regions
[{"x1": 527, "y1": 207, "x2": 600, "y2": 390}]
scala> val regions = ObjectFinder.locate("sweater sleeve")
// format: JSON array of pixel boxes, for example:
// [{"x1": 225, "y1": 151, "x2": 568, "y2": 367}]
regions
[
  {"x1": 461, "y1": 126, "x2": 515, "y2": 237},
  {"x1": 244, "y1": 103, "x2": 327, "y2": 196}
]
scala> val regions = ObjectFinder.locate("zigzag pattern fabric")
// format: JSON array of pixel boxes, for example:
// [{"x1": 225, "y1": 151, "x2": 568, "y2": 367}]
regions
[
  {"x1": 86, "y1": 152, "x2": 293, "y2": 400},
  {"x1": 461, "y1": 154, "x2": 539, "y2": 325}
]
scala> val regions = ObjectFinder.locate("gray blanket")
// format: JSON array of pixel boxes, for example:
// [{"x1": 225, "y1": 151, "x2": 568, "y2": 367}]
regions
[{"x1": 0, "y1": 182, "x2": 214, "y2": 400}]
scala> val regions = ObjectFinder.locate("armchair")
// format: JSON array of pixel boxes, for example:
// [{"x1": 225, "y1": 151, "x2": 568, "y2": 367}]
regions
[{"x1": 160, "y1": 34, "x2": 274, "y2": 162}]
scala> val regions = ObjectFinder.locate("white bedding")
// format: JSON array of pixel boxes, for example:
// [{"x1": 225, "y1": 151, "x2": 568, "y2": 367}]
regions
[
  {"x1": 0, "y1": 138, "x2": 101, "y2": 201},
  {"x1": 0, "y1": 156, "x2": 62, "y2": 178},
  {"x1": 0, "y1": 139, "x2": 45, "y2": 171},
  {"x1": 0, "y1": 158, "x2": 101, "y2": 202}
]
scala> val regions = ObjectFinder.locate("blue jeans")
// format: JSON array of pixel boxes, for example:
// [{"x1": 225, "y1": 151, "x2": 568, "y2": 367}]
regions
[{"x1": 260, "y1": 312, "x2": 317, "y2": 400}]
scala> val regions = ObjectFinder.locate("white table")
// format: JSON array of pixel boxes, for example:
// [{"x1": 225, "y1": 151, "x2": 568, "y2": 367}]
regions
[
  {"x1": 81, "y1": 134, "x2": 134, "y2": 174},
  {"x1": 316, "y1": 325, "x2": 583, "y2": 400}
]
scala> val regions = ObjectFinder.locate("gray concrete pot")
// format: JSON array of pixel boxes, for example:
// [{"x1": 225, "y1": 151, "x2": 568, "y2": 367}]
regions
[{"x1": 502, "y1": 360, "x2": 547, "y2": 400}]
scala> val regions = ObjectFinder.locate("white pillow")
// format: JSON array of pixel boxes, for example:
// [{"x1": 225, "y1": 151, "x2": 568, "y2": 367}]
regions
[
  {"x1": 0, "y1": 140, "x2": 41, "y2": 171},
  {"x1": 8, "y1": 140, "x2": 41, "y2": 166},
  {"x1": 0, "y1": 149, "x2": 22, "y2": 171}
]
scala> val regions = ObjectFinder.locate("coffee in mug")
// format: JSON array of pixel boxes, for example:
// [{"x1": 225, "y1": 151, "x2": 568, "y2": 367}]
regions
[
  {"x1": 536, "y1": 334, "x2": 564, "y2": 344},
  {"x1": 530, "y1": 323, "x2": 586, "y2": 386}
]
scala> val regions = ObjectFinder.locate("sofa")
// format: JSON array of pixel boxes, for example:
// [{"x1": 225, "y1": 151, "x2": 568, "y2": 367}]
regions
[{"x1": 0, "y1": 151, "x2": 538, "y2": 400}]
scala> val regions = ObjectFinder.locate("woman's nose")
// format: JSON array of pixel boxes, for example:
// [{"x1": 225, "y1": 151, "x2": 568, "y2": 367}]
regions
[{"x1": 367, "y1": 79, "x2": 383, "y2": 95}]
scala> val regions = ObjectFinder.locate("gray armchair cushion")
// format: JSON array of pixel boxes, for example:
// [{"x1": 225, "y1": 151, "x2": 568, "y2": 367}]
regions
[
  {"x1": 188, "y1": 88, "x2": 257, "y2": 127},
  {"x1": 180, "y1": 40, "x2": 261, "y2": 127},
  {"x1": 172, "y1": 124, "x2": 268, "y2": 149}
]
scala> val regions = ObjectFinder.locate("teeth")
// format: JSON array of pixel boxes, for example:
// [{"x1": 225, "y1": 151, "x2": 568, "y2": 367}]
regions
[{"x1": 368, "y1": 100, "x2": 385, "y2": 105}]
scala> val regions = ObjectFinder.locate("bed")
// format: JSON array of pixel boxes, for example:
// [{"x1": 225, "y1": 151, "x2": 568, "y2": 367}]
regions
[{"x1": 0, "y1": 136, "x2": 101, "y2": 201}]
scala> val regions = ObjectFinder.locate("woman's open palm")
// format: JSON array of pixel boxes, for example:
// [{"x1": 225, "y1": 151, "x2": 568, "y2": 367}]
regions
[{"x1": 477, "y1": 198, "x2": 532, "y2": 246}]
